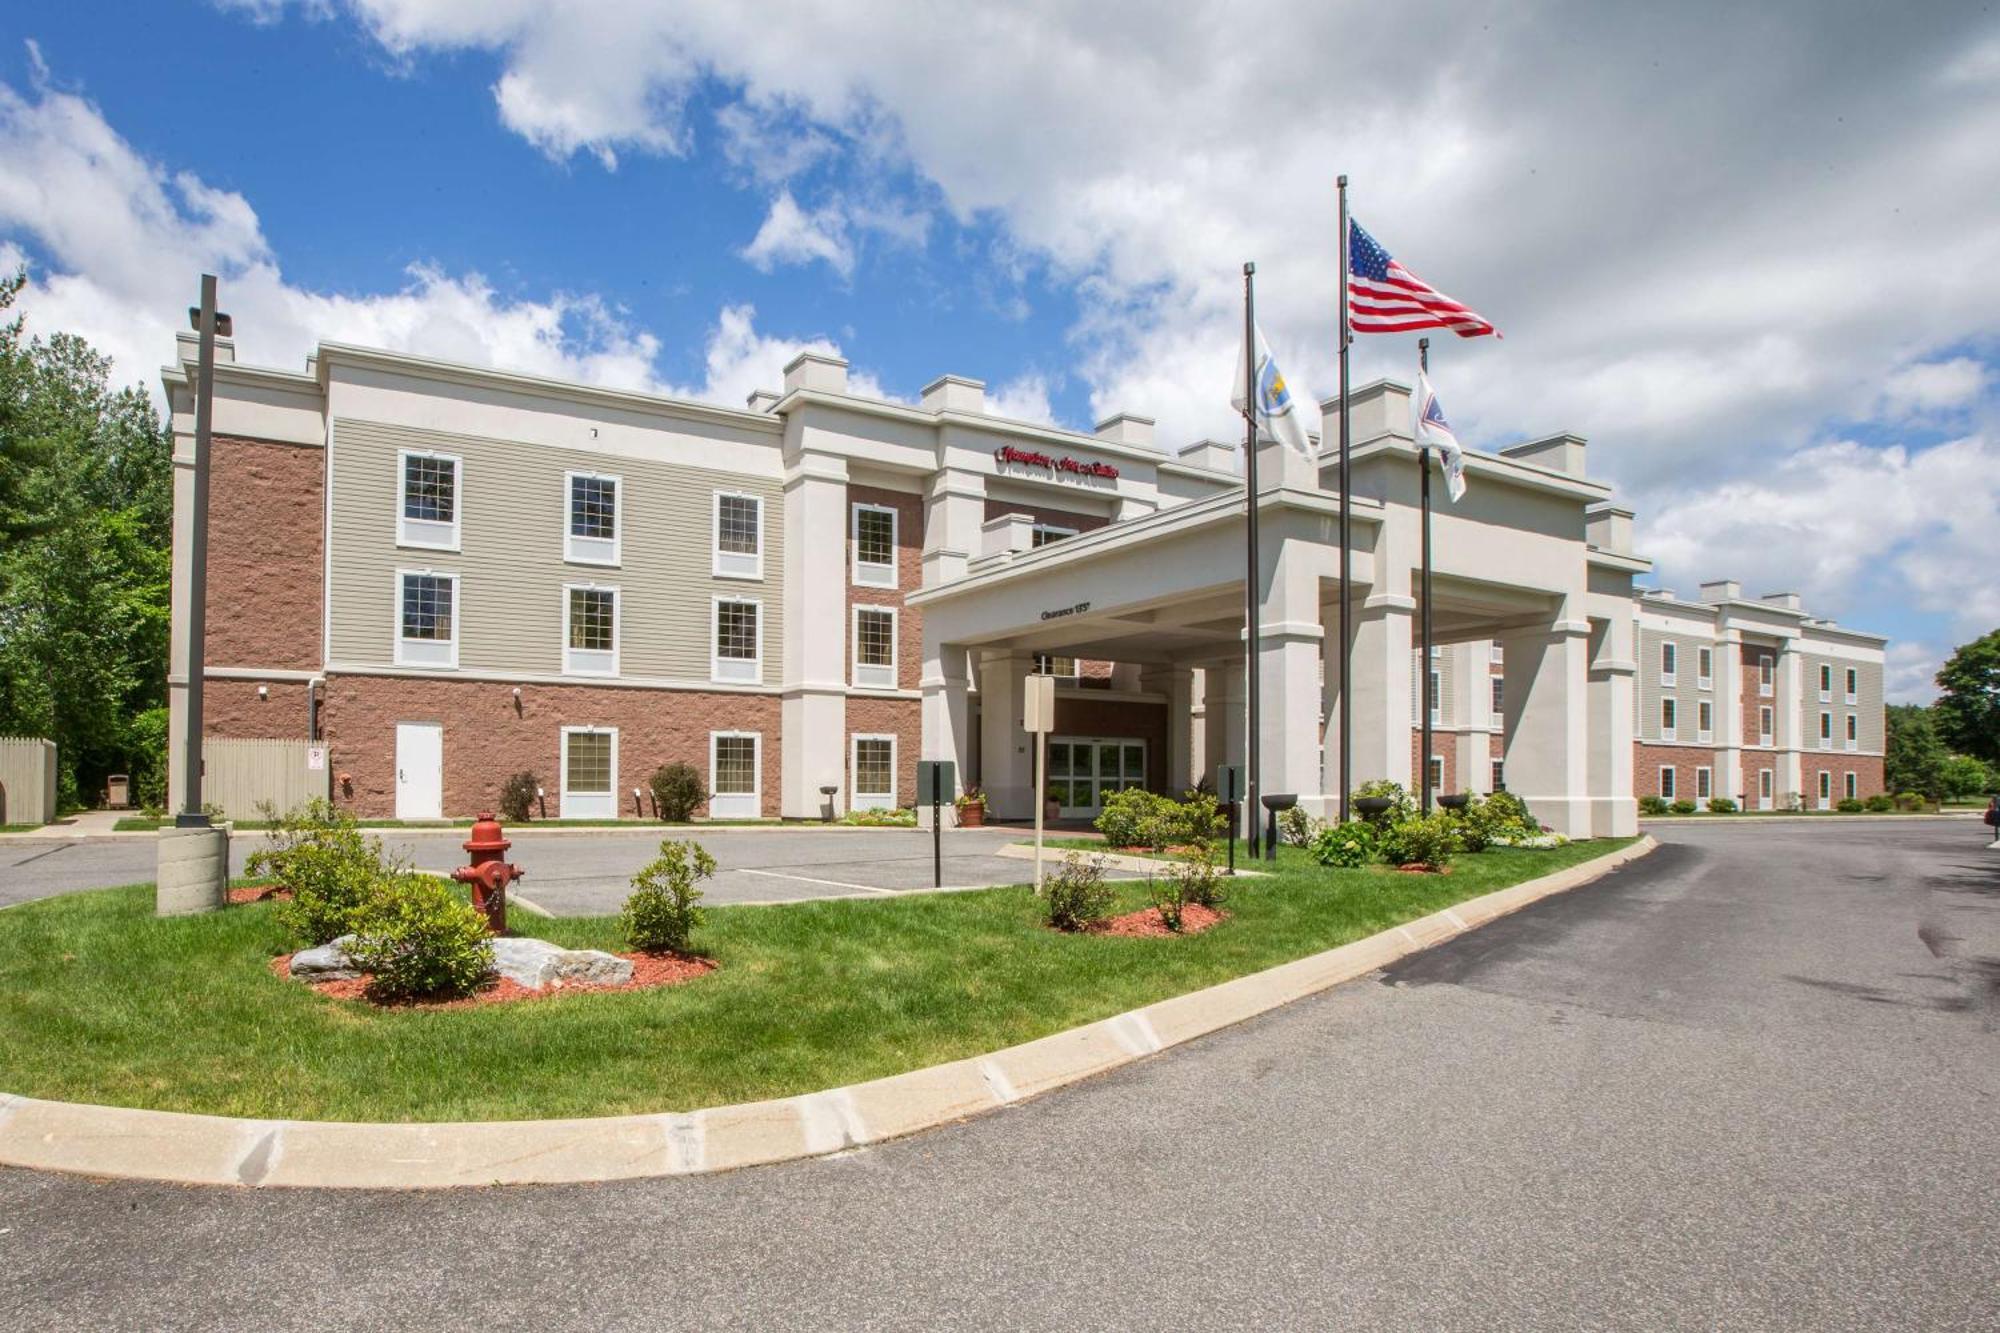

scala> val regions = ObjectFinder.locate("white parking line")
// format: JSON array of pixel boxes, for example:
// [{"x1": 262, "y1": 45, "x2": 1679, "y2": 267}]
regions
[{"x1": 736, "y1": 867, "x2": 899, "y2": 895}]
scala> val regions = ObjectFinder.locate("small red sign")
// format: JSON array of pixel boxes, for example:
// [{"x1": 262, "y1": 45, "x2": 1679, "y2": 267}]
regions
[{"x1": 993, "y1": 444, "x2": 1119, "y2": 480}]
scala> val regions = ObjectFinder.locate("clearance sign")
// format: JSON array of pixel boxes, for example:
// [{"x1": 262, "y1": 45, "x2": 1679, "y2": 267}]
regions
[{"x1": 992, "y1": 444, "x2": 1118, "y2": 481}]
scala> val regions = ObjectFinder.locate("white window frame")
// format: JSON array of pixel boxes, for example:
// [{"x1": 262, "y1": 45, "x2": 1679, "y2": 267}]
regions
[
  {"x1": 562, "y1": 583, "x2": 620, "y2": 677},
  {"x1": 1030, "y1": 523, "x2": 1078, "y2": 548},
  {"x1": 1845, "y1": 667, "x2": 1858, "y2": 705},
  {"x1": 712, "y1": 490, "x2": 765, "y2": 581},
  {"x1": 851, "y1": 605, "x2": 898, "y2": 690},
  {"x1": 1759, "y1": 706, "x2": 1774, "y2": 747},
  {"x1": 1759, "y1": 767, "x2": 1774, "y2": 809},
  {"x1": 1490, "y1": 758, "x2": 1505, "y2": 791},
  {"x1": 394, "y1": 568, "x2": 459, "y2": 669},
  {"x1": 708, "y1": 730, "x2": 762, "y2": 819},
  {"x1": 558, "y1": 725, "x2": 618, "y2": 820},
  {"x1": 851, "y1": 502, "x2": 898, "y2": 589},
  {"x1": 1697, "y1": 699, "x2": 1713, "y2": 744},
  {"x1": 1428, "y1": 668, "x2": 1442, "y2": 725},
  {"x1": 397, "y1": 449, "x2": 461, "y2": 551},
  {"x1": 1427, "y1": 754, "x2": 1445, "y2": 794},
  {"x1": 1759, "y1": 653, "x2": 1775, "y2": 697},
  {"x1": 850, "y1": 733, "x2": 898, "y2": 811},
  {"x1": 1490, "y1": 675, "x2": 1504, "y2": 716},
  {"x1": 1034, "y1": 652, "x2": 1081, "y2": 679},
  {"x1": 711, "y1": 596, "x2": 763, "y2": 684},
  {"x1": 1659, "y1": 766, "x2": 1677, "y2": 801},
  {"x1": 1844, "y1": 713, "x2": 1858, "y2": 751},
  {"x1": 1818, "y1": 663, "x2": 1832, "y2": 703},
  {"x1": 1660, "y1": 697, "x2": 1677, "y2": 742},
  {"x1": 1818, "y1": 710, "x2": 1833, "y2": 750},
  {"x1": 1489, "y1": 642, "x2": 1505, "y2": 664},
  {"x1": 564, "y1": 470, "x2": 622, "y2": 566},
  {"x1": 1817, "y1": 770, "x2": 1832, "y2": 811},
  {"x1": 1660, "y1": 641, "x2": 1677, "y2": 686},
  {"x1": 1845, "y1": 771, "x2": 1858, "y2": 801},
  {"x1": 1697, "y1": 647, "x2": 1713, "y2": 691},
  {"x1": 1696, "y1": 766, "x2": 1712, "y2": 801}
]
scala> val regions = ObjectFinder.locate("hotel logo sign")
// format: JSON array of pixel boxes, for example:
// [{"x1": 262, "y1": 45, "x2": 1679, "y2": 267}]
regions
[{"x1": 993, "y1": 444, "x2": 1118, "y2": 481}]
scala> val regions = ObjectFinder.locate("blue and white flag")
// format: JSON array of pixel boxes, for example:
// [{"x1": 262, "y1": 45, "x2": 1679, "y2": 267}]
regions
[
  {"x1": 1413, "y1": 369, "x2": 1467, "y2": 502},
  {"x1": 1231, "y1": 323, "x2": 1316, "y2": 459}
]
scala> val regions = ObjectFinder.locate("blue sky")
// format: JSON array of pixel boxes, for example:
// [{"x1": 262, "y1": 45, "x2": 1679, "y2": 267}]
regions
[{"x1": 2, "y1": 2, "x2": 1997, "y2": 698}]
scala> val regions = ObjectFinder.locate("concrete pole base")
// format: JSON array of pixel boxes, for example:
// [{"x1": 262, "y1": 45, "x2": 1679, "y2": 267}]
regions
[{"x1": 156, "y1": 824, "x2": 231, "y2": 916}]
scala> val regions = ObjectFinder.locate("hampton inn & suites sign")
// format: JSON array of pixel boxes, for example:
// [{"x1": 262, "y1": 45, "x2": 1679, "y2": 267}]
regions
[{"x1": 993, "y1": 444, "x2": 1119, "y2": 481}]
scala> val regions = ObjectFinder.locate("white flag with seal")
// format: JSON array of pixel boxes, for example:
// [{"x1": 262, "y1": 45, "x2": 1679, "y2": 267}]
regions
[
  {"x1": 1231, "y1": 323, "x2": 1316, "y2": 459},
  {"x1": 1413, "y1": 368, "x2": 1467, "y2": 502}
]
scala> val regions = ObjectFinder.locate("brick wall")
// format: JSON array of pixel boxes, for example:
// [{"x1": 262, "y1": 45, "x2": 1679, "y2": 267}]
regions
[
  {"x1": 1740, "y1": 643, "x2": 1773, "y2": 744},
  {"x1": 1410, "y1": 729, "x2": 1459, "y2": 795},
  {"x1": 1635, "y1": 743, "x2": 1723, "y2": 802},
  {"x1": 202, "y1": 676, "x2": 314, "y2": 740},
  {"x1": 208, "y1": 435, "x2": 324, "y2": 670},
  {"x1": 1801, "y1": 752, "x2": 1885, "y2": 805},
  {"x1": 320, "y1": 674, "x2": 781, "y2": 819},
  {"x1": 847, "y1": 695, "x2": 922, "y2": 808},
  {"x1": 847, "y1": 484, "x2": 925, "y2": 691}
]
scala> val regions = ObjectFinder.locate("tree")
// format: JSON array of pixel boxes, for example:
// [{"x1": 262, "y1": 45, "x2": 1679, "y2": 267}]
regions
[
  {"x1": 1933, "y1": 629, "x2": 2000, "y2": 766},
  {"x1": 1885, "y1": 704, "x2": 1949, "y2": 800},
  {"x1": 1939, "y1": 753, "x2": 1996, "y2": 801},
  {"x1": 0, "y1": 273, "x2": 173, "y2": 808}
]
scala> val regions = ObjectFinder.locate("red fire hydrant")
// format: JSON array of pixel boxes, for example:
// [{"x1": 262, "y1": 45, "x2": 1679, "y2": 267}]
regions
[{"x1": 452, "y1": 811, "x2": 525, "y2": 935}]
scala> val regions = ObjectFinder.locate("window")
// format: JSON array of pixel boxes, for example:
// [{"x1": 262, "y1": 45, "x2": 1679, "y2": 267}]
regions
[
  {"x1": 709, "y1": 732, "x2": 761, "y2": 819},
  {"x1": 713, "y1": 491, "x2": 763, "y2": 580},
  {"x1": 1429, "y1": 643, "x2": 1442, "y2": 658},
  {"x1": 1490, "y1": 758, "x2": 1505, "y2": 791},
  {"x1": 1428, "y1": 669, "x2": 1442, "y2": 724},
  {"x1": 1491, "y1": 675, "x2": 1504, "y2": 717},
  {"x1": 1697, "y1": 647, "x2": 1713, "y2": 690},
  {"x1": 853, "y1": 606, "x2": 897, "y2": 689},
  {"x1": 1660, "y1": 766, "x2": 1677, "y2": 800},
  {"x1": 1697, "y1": 700, "x2": 1713, "y2": 743},
  {"x1": 1661, "y1": 697, "x2": 1677, "y2": 741},
  {"x1": 1427, "y1": 755, "x2": 1444, "y2": 793},
  {"x1": 852, "y1": 735, "x2": 896, "y2": 811},
  {"x1": 1817, "y1": 770, "x2": 1832, "y2": 810},
  {"x1": 395, "y1": 570, "x2": 457, "y2": 667},
  {"x1": 1819, "y1": 711, "x2": 1832, "y2": 750},
  {"x1": 1033, "y1": 653, "x2": 1080, "y2": 679},
  {"x1": 1660, "y1": 641, "x2": 1677, "y2": 685},
  {"x1": 563, "y1": 585, "x2": 618, "y2": 676},
  {"x1": 1818, "y1": 663, "x2": 1832, "y2": 702},
  {"x1": 712, "y1": 598, "x2": 762, "y2": 683},
  {"x1": 565, "y1": 472, "x2": 620, "y2": 565},
  {"x1": 1030, "y1": 524, "x2": 1077, "y2": 548},
  {"x1": 560, "y1": 727, "x2": 616, "y2": 819},
  {"x1": 1759, "y1": 767, "x2": 1774, "y2": 808},
  {"x1": 1696, "y1": 766, "x2": 1712, "y2": 800},
  {"x1": 398, "y1": 451, "x2": 460, "y2": 550},
  {"x1": 1845, "y1": 667, "x2": 1858, "y2": 704},
  {"x1": 1759, "y1": 653, "x2": 1774, "y2": 696},
  {"x1": 1759, "y1": 706, "x2": 1774, "y2": 747},
  {"x1": 852, "y1": 503, "x2": 897, "y2": 588},
  {"x1": 1490, "y1": 642, "x2": 1505, "y2": 665},
  {"x1": 1845, "y1": 771, "x2": 1858, "y2": 801},
  {"x1": 1845, "y1": 714, "x2": 1858, "y2": 751}
]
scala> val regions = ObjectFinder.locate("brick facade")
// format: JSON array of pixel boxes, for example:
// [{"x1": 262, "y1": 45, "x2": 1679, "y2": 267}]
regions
[
  {"x1": 202, "y1": 676, "x2": 314, "y2": 740},
  {"x1": 1410, "y1": 730, "x2": 1459, "y2": 795},
  {"x1": 847, "y1": 695, "x2": 922, "y2": 808},
  {"x1": 1634, "y1": 743, "x2": 1724, "y2": 802},
  {"x1": 847, "y1": 484, "x2": 926, "y2": 692},
  {"x1": 320, "y1": 675, "x2": 782, "y2": 819},
  {"x1": 207, "y1": 435, "x2": 324, "y2": 670},
  {"x1": 1801, "y1": 752, "x2": 1884, "y2": 806}
]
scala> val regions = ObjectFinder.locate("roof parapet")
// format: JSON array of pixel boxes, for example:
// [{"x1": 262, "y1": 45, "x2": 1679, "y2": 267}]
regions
[
  {"x1": 921, "y1": 374, "x2": 986, "y2": 415},
  {"x1": 782, "y1": 350, "x2": 848, "y2": 395},
  {"x1": 1094, "y1": 413, "x2": 1156, "y2": 450},
  {"x1": 1500, "y1": 432, "x2": 1588, "y2": 479}
]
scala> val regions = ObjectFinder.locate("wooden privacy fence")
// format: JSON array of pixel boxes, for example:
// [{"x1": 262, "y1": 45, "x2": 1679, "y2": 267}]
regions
[
  {"x1": 203, "y1": 738, "x2": 329, "y2": 822},
  {"x1": 0, "y1": 736, "x2": 58, "y2": 826}
]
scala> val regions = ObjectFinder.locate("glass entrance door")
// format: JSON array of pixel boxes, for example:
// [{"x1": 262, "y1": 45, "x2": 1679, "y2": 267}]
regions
[{"x1": 1046, "y1": 737, "x2": 1147, "y2": 817}]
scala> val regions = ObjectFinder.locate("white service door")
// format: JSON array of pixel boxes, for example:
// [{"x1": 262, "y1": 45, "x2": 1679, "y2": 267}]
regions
[{"x1": 395, "y1": 722, "x2": 444, "y2": 820}]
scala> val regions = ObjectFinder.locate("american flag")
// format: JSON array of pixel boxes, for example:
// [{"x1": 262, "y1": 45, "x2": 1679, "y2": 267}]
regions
[{"x1": 1348, "y1": 220, "x2": 1498, "y2": 338}]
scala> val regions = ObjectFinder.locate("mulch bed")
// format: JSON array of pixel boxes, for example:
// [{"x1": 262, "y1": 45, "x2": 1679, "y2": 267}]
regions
[
  {"x1": 1088, "y1": 903, "x2": 1228, "y2": 938},
  {"x1": 268, "y1": 951, "x2": 717, "y2": 1010},
  {"x1": 1393, "y1": 863, "x2": 1451, "y2": 874},
  {"x1": 229, "y1": 885, "x2": 294, "y2": 905}
]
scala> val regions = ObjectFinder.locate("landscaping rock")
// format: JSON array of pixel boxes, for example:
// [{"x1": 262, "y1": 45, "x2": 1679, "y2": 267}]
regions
[
  {"x1": 290, "y1": 935, "x2": 361, "y2": 981},
  {"x1": 490, "y1": 937, "x2": 634, "y2": 990}
]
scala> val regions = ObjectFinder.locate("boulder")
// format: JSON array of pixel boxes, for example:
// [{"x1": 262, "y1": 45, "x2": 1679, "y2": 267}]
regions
[
  {"x1": 489, "y1": 936, "x2": 634, "y2": 991},
  {"x1": 290, "y1": 934, "x2": 361, "y2": 981}
]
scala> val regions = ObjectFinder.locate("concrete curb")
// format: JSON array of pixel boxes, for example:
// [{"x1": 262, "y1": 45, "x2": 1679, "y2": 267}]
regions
[
  {"x1": 0, "y1": 837, "x2": 1656, "y2": 1190},
  {"x1": 1638, "y1": 813, "x2": 1976, "y2": 825}
]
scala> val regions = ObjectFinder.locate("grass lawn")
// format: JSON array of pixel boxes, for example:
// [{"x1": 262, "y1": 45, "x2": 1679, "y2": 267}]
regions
[
  {"x1": 0, "y1": 824, "x2": 44, "y2": 834},
  {"x1": 0, "y1": 838, "x2": 1633, "y2": 1123}
]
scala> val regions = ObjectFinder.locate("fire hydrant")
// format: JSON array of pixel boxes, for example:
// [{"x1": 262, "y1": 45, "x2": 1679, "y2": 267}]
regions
[{"x1": 452, "y1": 811, "x2": 525, "y2": 935}]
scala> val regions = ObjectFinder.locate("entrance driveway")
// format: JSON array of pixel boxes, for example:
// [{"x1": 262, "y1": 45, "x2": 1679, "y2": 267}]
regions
[{"x1": 0, "y1": 825, "x2": 1112, "y2": 913}]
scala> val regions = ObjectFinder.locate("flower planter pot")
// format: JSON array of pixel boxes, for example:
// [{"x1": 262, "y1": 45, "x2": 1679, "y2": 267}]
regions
[
  {"x1": 1437, "y1": 793, "x2": 1470, "y2": 811},
  {"x1": 1355, "y1": 796, "x2": 1395, "y2": 818},
  {"x1": 957, "y1": 801, "x2": 986, "y2": 828}
]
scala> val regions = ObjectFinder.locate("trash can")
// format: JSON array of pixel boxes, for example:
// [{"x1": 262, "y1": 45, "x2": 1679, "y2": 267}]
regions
[{"x1": 106, "y1": 774, "x2": 131, "y2": 809}]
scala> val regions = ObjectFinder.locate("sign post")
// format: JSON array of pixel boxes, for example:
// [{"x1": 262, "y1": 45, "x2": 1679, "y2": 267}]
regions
[
  {"x1": 1024, "y1": 674, "x2": 1056, "y2": 894},
  {"x1": 1216, "y1": 763, "x2": 1243, "y2": 877},
  {"x1": 915, "y1": 759, "x2": 956, "y2": 890}
]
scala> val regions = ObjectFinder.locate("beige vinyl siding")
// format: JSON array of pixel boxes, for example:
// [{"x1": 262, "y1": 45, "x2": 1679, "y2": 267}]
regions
[
  {"x1": 1634, "y1": 625, "x2": 1711, "y2": 742},
  {"x1": 1798, "y1": 649, "x2": 1885, "y2": 751},
  {"x1": 327, "y1": 418, "x2": 785, "y2": 683},
  {"x1": 1409, "y1": 646, "x2": 1456, "y2": 727}
]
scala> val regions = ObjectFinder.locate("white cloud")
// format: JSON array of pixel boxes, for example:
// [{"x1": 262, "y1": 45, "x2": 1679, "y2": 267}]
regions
[
  {"x1": 740, "y1": 189, "x2": 853, "y2": 279},
  {"x1": 1884, "y1": 641, "x2": 1942, "y2": 705},
  {"x1": 1879, "y1": 356, "x2": 1990, "y2": 418},
  {"x1": 985, "y1": 373, "x2": 1055, "y2": 425}
]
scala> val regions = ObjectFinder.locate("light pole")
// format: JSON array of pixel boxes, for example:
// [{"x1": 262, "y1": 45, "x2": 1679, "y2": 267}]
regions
[{"x1": 177, "y1": 275, "x2": 232, "y2": 829}]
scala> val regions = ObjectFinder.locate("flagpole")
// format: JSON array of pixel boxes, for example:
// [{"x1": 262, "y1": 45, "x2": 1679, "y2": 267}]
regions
[
  {"x1": 1418, "y1": 336, "x2": 1434, "y2": 815},
  {"x1": 1241, "y1": 262, "x2": 1262, "y2": 854},
  {"x1": 1336, "y1": 176, "x2": 1353, "y2": 825}
]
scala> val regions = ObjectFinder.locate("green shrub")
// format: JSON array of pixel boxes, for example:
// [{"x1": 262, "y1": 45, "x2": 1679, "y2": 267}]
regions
[
  {"x1": 842, "y1": 805, "x2": 917, "y2": 827},
  {"x1": 1310, "y1": 819, "x2": 1376, "y2": 868},
  {"x1": 621, "y1": 839, "x2": 714, "y2": 954},
  {"x1": 1354, "y1": 779, "x2": 1416, "y2": 825},
  {"x1": 1094, "y1": 788, "x2": 1171, "y2": 847},
  {"x1": 1465, "y1": 794, "x2": 1535, "y2": 850},
  {"x1": 1706, "y1": 797, "x2": 1737, "y2": 813},
  {"x1": 1377, "y1": 811, "x2": 1458, "y2": 870},
  {"x1": 248, "y1": 798, "x2": 398, "y2": 947},
  {"x1": 1637, "y1": 795, "x2": 1669, "y2": 816},
  {"x1": 648, "y1": 762, "x2": 707, "y2": 822},
  {"x1": 1147, "y1": 871, "x2": 1188, "y2": 932},
  {"x1": 1171, "y1": 844, "x2": 1224, "y2": 909},
  {"x1": 1835, "y1": 797, "x2": 1864, "y2": 813},
  {"x1": 346, "y1": 875, "x2": 494, "y2": 1002},
  {"x1": 1046, "y1": 851, "x2": 1115, "y2": 931},
  {"x1": 1669, "y1": 798, "x2": 1697, "y2": 815},
  {"x1": 1863, "y1": 793, "x2": 1894, "y2": 812},
  {"x1": 1177, "y1": 791, "x2": 1227, "y2": 847},
  {"x1": 498, "y1": 771, "x2": 540, "y2": 822},
  {"x1": 1483, "y1": 789, "x2": 1535, "y2": 827},
  {"x1": 1892, "y1": 791, "x2": 1927, "y2": 811},
  {"x1": 126, "y1": 706, "x2": 170, "y2": 812},
  {"x1": 1278, "y1": 805, "x2": 1322, "y2": 847}
]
